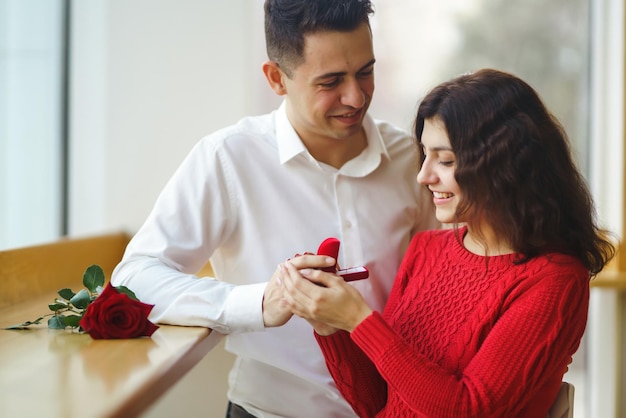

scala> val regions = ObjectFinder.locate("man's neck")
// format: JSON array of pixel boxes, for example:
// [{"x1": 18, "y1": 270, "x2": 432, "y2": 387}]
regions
[{"x1": 303, "y1": 130, "x2": 368, "y2": 169}]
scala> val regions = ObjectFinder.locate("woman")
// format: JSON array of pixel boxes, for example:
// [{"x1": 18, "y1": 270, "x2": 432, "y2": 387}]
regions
[{"x1": 279, "y1": 69, "x2": 617, "y2": 417}]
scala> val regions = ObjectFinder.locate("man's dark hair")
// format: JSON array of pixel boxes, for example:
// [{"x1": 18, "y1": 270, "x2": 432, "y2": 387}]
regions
[{"x1": 264, "y1": 0, "x2": 374, "y2": 76}]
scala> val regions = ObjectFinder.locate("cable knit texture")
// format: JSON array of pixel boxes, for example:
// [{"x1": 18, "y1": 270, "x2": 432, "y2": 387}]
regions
[{"x1": 316, "y1": 227, "x2": 589, "y2": 417}]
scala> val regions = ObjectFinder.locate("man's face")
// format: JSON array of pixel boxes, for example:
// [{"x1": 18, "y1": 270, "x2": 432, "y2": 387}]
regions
[{"x1": 282, "y1": 22, "x2": 375, "y2": 146}]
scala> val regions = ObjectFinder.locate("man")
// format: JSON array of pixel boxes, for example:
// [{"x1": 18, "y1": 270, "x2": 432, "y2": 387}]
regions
[{"x1": 111, "y1": 1, "x2": 438, "y2": 417}]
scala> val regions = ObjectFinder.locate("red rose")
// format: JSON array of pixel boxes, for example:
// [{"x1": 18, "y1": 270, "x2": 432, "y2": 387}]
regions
[{"x1": 79, "y1": 283, "x2": 159, "y2": 339}]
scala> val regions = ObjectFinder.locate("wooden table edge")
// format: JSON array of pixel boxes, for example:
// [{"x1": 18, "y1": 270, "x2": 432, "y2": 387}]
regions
[{"x1": 107, "y1": 327, "x2": 220, "y2": 418}]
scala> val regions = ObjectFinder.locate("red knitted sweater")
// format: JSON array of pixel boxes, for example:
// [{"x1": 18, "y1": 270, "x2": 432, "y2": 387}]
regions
[{"x1": 316, "y1": 228, "x2": 589, "y2": 418}]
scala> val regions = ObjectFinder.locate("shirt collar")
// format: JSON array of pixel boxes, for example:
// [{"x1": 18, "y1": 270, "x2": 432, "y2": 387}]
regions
[
  {"x1": 275, "y1": 101, "x2": 391, "y2": 177},
  {"x1": 276, "y1": 101, "x2": 308, "y2": 164}
]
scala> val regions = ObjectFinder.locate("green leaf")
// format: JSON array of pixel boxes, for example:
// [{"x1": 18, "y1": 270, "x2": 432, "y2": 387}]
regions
[
  {"x1": 61, "y1": 315, "x2": 82, "y2": 328},
  {"x1": 83, "y1": 264, "x2": 105, "y2": 293},
  {"x1": 48, "y1": 303, "x2": 67, "y2": 312},
  {"x1": 3, "y1": 316, "x2": 46, "y2": 329},
  {"x1": 115, "y1": 285, "x2": 139, "y2": 301},
  {"x1": 48, "y1": 316, "x2": 66, "y2": 329},
  {"x1": 70, "y1": 289, "x2": 91, "y2": 309},
  {"x1": 58, "y1": 288, "x2": 75, "y2": 300}
]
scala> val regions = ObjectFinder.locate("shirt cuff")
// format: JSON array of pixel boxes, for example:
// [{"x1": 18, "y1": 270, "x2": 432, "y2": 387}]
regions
[{"x1": 223, "y1": 282, "x2": 267, "y2": 333}]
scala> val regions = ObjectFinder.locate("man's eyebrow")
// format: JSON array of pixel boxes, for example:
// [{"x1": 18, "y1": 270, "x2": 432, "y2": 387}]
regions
[
  {"x1": 312, "y1": 59, "x2": 376, "y2": 82},
  {"x1": 358, "y1": 59, "x2": 376, "y2": 72}
]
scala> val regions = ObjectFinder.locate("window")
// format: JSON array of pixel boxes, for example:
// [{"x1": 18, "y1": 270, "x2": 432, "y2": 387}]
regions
[
  {"x1": 369, "y1": 0, "x2": 590, "y2": 173},
  {"x1": 0, "y1": 0, "x2": 68, "y2": 250}
]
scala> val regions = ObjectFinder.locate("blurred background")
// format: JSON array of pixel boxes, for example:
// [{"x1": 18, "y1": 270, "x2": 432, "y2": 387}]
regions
[{"x1": 1, "y1": 0, "x2": 624, "y2": 417}]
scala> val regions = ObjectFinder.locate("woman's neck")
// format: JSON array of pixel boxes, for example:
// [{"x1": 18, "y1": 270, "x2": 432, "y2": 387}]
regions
[{"x1": 463, "y1": 226, "x2": 514, "y2": 256}]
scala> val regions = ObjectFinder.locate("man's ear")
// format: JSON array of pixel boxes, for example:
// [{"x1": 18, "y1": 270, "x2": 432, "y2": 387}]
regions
[{"x1": 262, "y1": 61, "x2": 287, "y2": 96}]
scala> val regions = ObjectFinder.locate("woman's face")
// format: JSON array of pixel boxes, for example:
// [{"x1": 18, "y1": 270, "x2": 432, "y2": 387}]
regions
[{"x1": 417, "y1": 118, "x2": 462, "y2": 224}]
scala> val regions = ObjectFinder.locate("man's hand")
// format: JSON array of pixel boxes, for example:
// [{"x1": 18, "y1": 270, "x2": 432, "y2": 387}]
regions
[
  {"x1": 262, "y1": 264, "x2": 293, "y2": 327},
  {"x1": 262, "y1": 254, "x2": 337, "y2": 328}
]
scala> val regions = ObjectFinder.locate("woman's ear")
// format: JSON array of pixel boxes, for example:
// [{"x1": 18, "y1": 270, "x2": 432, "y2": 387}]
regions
[{"x1": 262, "y1": 61, "x2": 287, "y2": 96}]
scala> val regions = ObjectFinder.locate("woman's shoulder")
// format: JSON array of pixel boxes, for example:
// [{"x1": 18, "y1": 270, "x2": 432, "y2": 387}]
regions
[
  {"x1": 501, "y1": 253, "x2": 590, "y2": 308},
  {"x1": 524, "y1": 251, "x2": 585, "y2": 271},
  {"x1": 526, "y1": 252, "x2": 589, "y2": 282}
]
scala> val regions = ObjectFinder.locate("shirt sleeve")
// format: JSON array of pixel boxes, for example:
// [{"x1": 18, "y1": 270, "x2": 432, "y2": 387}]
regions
[{"x1": 111, "y1": 136, "x2": 267, "y2": 334}]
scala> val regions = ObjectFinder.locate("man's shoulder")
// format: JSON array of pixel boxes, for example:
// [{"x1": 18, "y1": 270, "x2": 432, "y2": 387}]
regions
[
  {"x1": 199, "y1": 111, "x2": 277, "y2": 149},
  {"x1": 372, "y1": 118, "x2": 410, "y2": 135},
  {"x1": 221, "y1": 111, "x2": 275, "y2": 137},
  {"x1": 370, "y1": 117, "x2": 409, "y2": 137},
  {"x1": 370, "y1": 118, "x2": 414, "y2": 148}
]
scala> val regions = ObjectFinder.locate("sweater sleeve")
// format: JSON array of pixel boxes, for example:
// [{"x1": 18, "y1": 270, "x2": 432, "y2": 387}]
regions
[
  {"x1": 316, "y1": 330, "x2": 387, "y2": 418},
  {"x1": 314, "y1": 235, "x2": 423, "y2": 418},
  {"x1": 349, "y1": 267, "x2": 589, "y2": 418}
]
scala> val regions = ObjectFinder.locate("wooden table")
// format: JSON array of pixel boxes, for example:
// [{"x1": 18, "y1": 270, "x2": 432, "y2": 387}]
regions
[{"x1": 0, "y1": 292, "x2": 218, "y2": 418}]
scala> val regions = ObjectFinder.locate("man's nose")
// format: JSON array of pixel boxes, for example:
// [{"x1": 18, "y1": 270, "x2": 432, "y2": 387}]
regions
[{"x1": 340, "y1": 79, "x2": 366, "y2": 108}]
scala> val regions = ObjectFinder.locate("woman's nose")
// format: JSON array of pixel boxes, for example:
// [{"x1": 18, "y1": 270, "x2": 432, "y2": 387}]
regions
[{"x1": 417, "y1": 163, "x2": 435, "y2": 185}]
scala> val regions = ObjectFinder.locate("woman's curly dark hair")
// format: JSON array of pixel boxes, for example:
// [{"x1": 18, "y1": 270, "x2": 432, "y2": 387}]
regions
[{"x1": 414, "y1": 69, "x2": 616, "y2": 275}]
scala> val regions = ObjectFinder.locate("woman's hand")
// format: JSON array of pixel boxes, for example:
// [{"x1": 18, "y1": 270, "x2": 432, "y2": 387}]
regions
[
  {"x1": 304, "y1": 318, "x2": 338, "y2": 336},
  {"x1": 280, "y1": 260, "x2": 373, "y2": 333},
  {"x1": 262, "y1": 253, "x2": 337, "y2": 328}
]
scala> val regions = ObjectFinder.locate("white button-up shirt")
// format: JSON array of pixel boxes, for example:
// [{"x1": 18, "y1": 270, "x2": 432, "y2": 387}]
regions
[{"x1": 112, "y1": 102, "x2": 438, "y2": 417}]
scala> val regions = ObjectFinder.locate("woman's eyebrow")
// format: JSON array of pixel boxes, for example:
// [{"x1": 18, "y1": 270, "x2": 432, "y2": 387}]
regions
[{"x1": 421, "y1": 144, "x2": 454, "y2": 152}]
